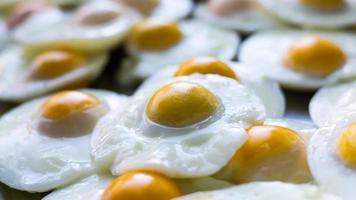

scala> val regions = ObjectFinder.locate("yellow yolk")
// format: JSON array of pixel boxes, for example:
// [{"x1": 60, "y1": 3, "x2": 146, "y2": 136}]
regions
[
  {"x1": 146, "y1": 81, "x2": 219, "y2": 128},
  {"x1": 208, "y1": 0, "x2": 251, "y2": 16},
  {"x1": 117, "y1": 0, "x2": 159, "y2": 15},
  {"x1": 29, "y1": 50, "x2": 85, "y2": 80},
  {"x1": 101, "y1": 171, "x2": 182, "y2": 200},
  {"x1": 299, "y1": 0, "x2": 345, "y2": 10},
  {"x1": 74, "y1": 6, "x2": 121, "y2": 26},
  {"x1": 40, "y1": 91, "x2": 100, "y2": 120},
  {"x1": 175, "y1": 57, "x2": 238, "y2": 79},
  {"x1": 283, "y1": 36, "x2": 346, "y2": 77},
  {"x1": 129, "y1": 19, "x2": 183, "y2": 52},
  {"x1": 226, "y1": 125, "x2": 310, "y2": 183},
  {"x1": 337, "y1": 123, "x2": 356, "y2": 168}
]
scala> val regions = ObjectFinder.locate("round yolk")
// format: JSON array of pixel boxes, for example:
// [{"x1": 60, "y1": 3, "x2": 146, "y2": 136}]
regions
[
  {"x1": 175, "y1": 57, "x2": 238, "y2": 79},
  {"x1": 101, "y1": 171, "x2": 182, "y2": 200},
  {"x1": 29, "y1": 50, "x2": 85, "y2": 80},
  {"x1": 337, "y1": 123, "x2": 356, "y2": 168},
  {"x1": 117, "y1": 0, "x2": 159, "y2": 15},
  {"x1": 283, "y1": 36, "x2": 347, "y2": 77},
  {"x1": 40, "y1": 91, "x2": 100, "y2": 120},
  {"x1": 146, "y1": 81, "x2": 219, "y2": 128},
  {"x1": 74, "y1": 6, "x2": 121, "y2": 26},
  {"x1": 129, "y1": 19, "x2": 183, "y2": 52},
  {"x1": 208, "y1": 0, "x2": 251, "y2": 16},
  {"x1": 227, "y1": 125, "x2": 310, "y2": 183},
  {"x1": 299, "y1": 0, "x2": 345, "y2": 10}
]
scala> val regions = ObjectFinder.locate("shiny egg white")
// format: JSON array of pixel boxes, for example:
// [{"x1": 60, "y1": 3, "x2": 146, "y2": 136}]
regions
[
  {"x1": 0, "y1": 89, "x2": 127, "y2": 192},
  {"x1": 92, "y1": 75, "x2": 266, "y2": 178},
  {"x1": 239, "y1": 30, "x2": 356, "y2": 90},
  {"x1": 0, "y1": 45, "x2": 107, "y2": 102},
  {"x1": 150, "y1": 0, "x2": 193, "y2": 21}
]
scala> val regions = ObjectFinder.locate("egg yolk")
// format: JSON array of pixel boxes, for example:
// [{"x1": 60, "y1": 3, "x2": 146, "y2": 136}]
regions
[
  {"x1": 146, "y1": 81, "x2": 219, "y2": 128},
  {"x1": 208, "y1": 0, "x2": 251, "y2": 16},
  {"x1": 283, "y1": 36, "x2": 346, "y2": 77},
  {"x1": 299, "y1": 0, "x2": 345, "y2": 10},
  {"x1": 226, "y1": 125, "x2": 310, "y2": 183},
  {"x1": 117, "y1": 0, "x2": 159, "y2": 15},
  {"x1": 129, "y1": 19, "x2": 183, "y2": 52},
  {"x1": 40, "y1": 91, "x2": 100, "y2": 121},
  {"x1": 74, "y1": 6, "x2": 121, "y2": 26},
  {"x1": 175, "y1": 57, "x2": 238, "y2": 80},
  {"x1": 29, "y1": 50, "x2": 85, "y2": 80},
  {"x1": 337, "y1": 123, "x2": 356, "y2": 168},
  {"x1": 101, "y1": 171, "x2": 182, "y2": 200}
]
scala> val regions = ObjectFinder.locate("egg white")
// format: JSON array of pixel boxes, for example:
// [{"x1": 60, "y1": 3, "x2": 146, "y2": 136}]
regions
[
  {"x1": 118, "y1": 20, "x2": 240, "y2": 84},
  {"x1": 239, "y1": 30, "x2": 356, "y2": 90},
  {"x1": 151, "y1": 0, "x2": 193, "y2": 21},
  {"x1": 92, "y1": 75, "x2": 266, "y2": 178},
  {"x1": 257, "y1": 0, "x2": 356, "y2": 28}
]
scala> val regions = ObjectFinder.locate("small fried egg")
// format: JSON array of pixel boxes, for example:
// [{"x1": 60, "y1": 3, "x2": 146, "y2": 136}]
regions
[
  {"x1": 257, "y1": 0, "x2": 356, "y2": 28},
  {"x1": 0, "y1": 89, "x2": 127, "y2": 192},
  {"x1": 134, "y1": 58, "x2": 285, "y2": 118},
  {"x1": 13, "y1": 0, "x2": 141, "y2": 52},
  {"x1": 308, "y1": 112, "x2": 356, "y2": 200},
  {"x1": 195, "y1": 0, "x2": 286, "y2": 32},
  {"x1": 92, "y1": 75, "x2": 266, "y2": 178},
  {"x1": 239, "y1": 30, "x2": 356, "y2": 90},
  {"x1": 0, "y1": 45, "x2": 107, "y2": 102},
  {"x1": 118, "y1": 19, "x2": 239, "y2": 84}
]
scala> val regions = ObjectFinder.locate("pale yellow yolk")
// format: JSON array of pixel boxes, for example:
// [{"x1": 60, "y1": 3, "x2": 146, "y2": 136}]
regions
[
  {"x1": 73, "y1": 6, "x2": 121, "y2": 26},
  {"x1": 227, "y1": 125, "x2": 310, "y2": 183},
  {"x1": 283, "y1": 36, "x2": 347, "y2": 77},
  {"x1": 337, "y1": 123, "x2": 356, "y2": 168},
  {"x1": 175, "y1": 57, "x2": 238, "y2": 80},
  {"x1": 146, "y1": 81, "x2": 219, "y2": 128},
  {"x1": 40, "y1": 91, "x2": 100, "y2": 120},
  {"x1": 130, "y1": 19, "x2": 183, "y2": 52},
  {"x1": 117, "y1": 0, "x2": 159, "y2": 15},
  {"x1": 101, "y1": 171, "x2": 182, "y2": 200},
  {"x1": 299, "y1": 0, "x2": 345, "y2": 10},
  {"x1": 29, "y1": 50, "x2": 85, "y2": 80},
  {"x1": 208, "y1": 0, "x2": 251, "y2": 16}
]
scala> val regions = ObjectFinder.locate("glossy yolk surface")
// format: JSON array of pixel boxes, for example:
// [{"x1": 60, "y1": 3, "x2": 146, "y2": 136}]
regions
[
  {"x1": 299, "y1": 0, "x2": 345, "y2": 10},
  {"x1": 208, "y1": 0, "x2": 251, "y2": 16},
  {"x1": 146, "y1": 81, "x2": 219, "y2": 128},
  {"x1": 227, "y1": 125, "x2": 310, "y2": 183},
  {"x1": 29, "y1": 50, "x2": 85, "y2": 80},
  {"x1": 337, "y1": 123, "x2": 356, "y2": 168},
  {"x1": 283, "y1": 36, "x2": 346, "y2": 77},
  {"x1": 129, "y1": 19, "x2": 183, "y2": 52},
  {"x1": 40, "y1": 91, "x2": 100, "y2": 120},
  {"x1": 74, "y1": 6, "x2": 121, "y2": 26},
  {"x1": 117, "y1": 0, "x2": 159, "y2": 15},
  {"x1": 101, "y1": 171, "x2": 182, "y2": 200},
  {"x1": 175, "y1": 57, "x2": 238, "y2": 79}
]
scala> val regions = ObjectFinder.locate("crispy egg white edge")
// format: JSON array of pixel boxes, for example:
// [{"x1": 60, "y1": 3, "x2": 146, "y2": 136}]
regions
[{"x1": 152, "y1": 0, "x2": 193, "y2": 21}]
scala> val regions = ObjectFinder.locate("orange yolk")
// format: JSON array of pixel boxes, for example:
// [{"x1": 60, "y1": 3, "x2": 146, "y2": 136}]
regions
[
  {"x1": 299, "y1": 0, "x2": 345, "y2": 10},
  {"x1": 337, "y1": 123, "x2": 356, "y2": 168}
]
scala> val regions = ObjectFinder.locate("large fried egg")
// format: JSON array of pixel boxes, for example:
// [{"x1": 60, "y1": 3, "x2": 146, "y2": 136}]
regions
[
  {"x1": 134, "y1": 57, "x2": 285, "y2": 118},
  {"x1": 239, "y1": 30, "x2": 356, "y2": 90},
  {"x1": 195, "y1": 0, "x2": 286, "y2": 32},
  {"x1": 13, "y1": 0, "x2": 141, "y2": 52},
  {"x1": 308, "y1": 112, "x2": 356, "y2": 200},
  {"x1": 92, "y1": 75, "x2": 266, "y2": 178},
  {"x1": 117, "y1": 19, "x2": 239, "y2": 84},
  {"x1": 310, "y1": 80, "x2": 356, "y2": 127},
  {"x1": 0, "y1": 45, "x2": 107, "y2": 102},
  {"x1": 0, "y1": 89, "x2": 127, "y2": 192},
  {"x1": 257, "y1": 0, "x2": 356, "y2": 28}
]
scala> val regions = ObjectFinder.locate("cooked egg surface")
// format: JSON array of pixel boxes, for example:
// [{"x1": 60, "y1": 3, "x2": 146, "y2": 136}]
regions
[
  {"x1": 135, "y1": 60, "x2": 285, "y2": 118},
  {"x1": 92, "y1": 75, "x2": 266, "y2": 178},
  {"x1": 310, "y1": 80, "x2": 356, "y2": 127},
  {"x1": 0, "y1": 45, "x2": 107, "y2": 102},
  {"x1": 308, "y1": 113, "x2": 356, "y2": 200},
  {"x1": 13, "y1": 0, "x2": 141, "y2": 52},
  {"x1": 239, "y1": 30, "x2": 356, "y2": 90},
  {"x1": 173, "y1": 181, "x2": 342, "y2": 200},
  {"x1": 257, "y1": 0, "x2": 356, "y2": 28},
  {"x1": 118, "y1": 20, "x2": 239, "y2": 83},
  {"x1": 0, "y1": 89, "x2": 126, "y2": 192}
]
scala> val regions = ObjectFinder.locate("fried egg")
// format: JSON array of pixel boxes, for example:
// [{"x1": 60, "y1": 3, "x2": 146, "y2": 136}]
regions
[
  {"x1": 257, "y1": 0, "x2": 356, "y2": 28},
  {"x1": 13, "y1": 0, "x2": 141, "y2": 52},
  {"x1": 92, "y1": 75, "x2": 266, "y2": 178},
  {"x1": 308, "y1": 112, "x2": 356, "y2": 200},
  {"x1": 310, "y1": 80, "x2": 356, "y2": 127},
  {"x1": 195, "y1": 0, "x2": 286, "y2": 32},
  {"x1": 117, "y1": 19, "x2": 239, "y2": 84},
  {"x1": 0, "y1": 45, "x2": 107, "y2": 102},
  {"x1": 239, "y1": 30, "x2": 356, "y2": 90},
  {"x1": 0, "y1": 89, "x2": 127, "y2": 192},
  {"x1": 134, "y1": 58, "x2": 285, "y2": 118}
]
